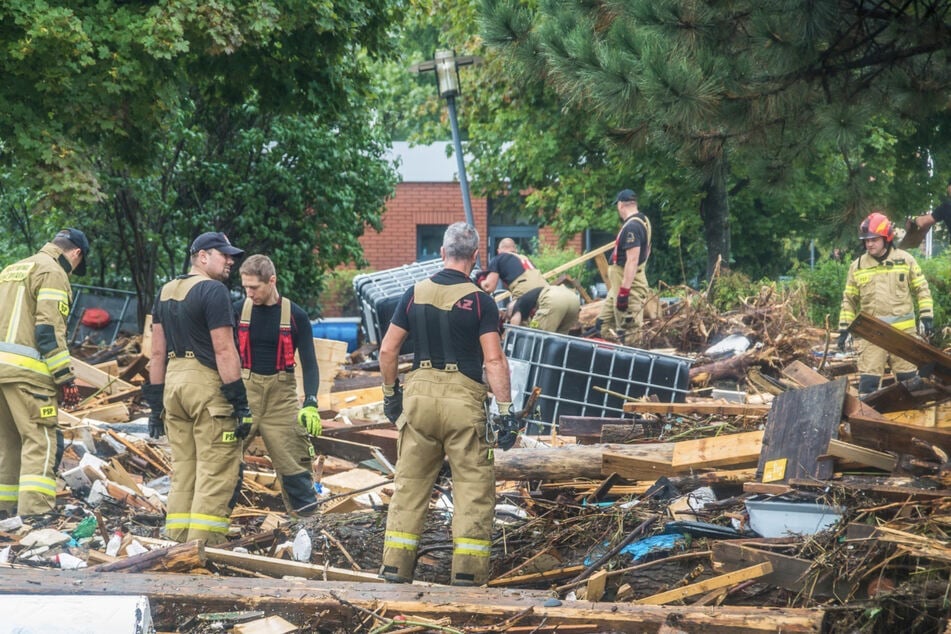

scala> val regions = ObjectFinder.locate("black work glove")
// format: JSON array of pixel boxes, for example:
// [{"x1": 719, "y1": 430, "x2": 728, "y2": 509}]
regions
[
  {"x1": 221, "y1": 379, "x2": 253, "y2": 440},
  {"x1": 142, "y1": 383, "x2": 165, "y2": 439},
  {"x1": 233, "y1": 406, "x2": 253, "y2": 439},
  {"x1": 58, "y1": 380, "x2": 81, "y2": 409},
  {"x1": 920, "y1": 317, "x2": 935, "y2": 339},
  {"x1": 837, "y1": 329, "x2": 849, "y2": 352},
  {"x1": 495, "y1": 413, "x2": 522, "y2": 451},
  {"x1": 382, "y1": 381, "x2": 403, "y2": 424}
]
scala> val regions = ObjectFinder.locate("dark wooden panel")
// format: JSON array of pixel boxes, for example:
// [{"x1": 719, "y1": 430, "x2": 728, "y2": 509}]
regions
[{"x1": 756, "y1": 379, "x2": 846, "y2": 483}]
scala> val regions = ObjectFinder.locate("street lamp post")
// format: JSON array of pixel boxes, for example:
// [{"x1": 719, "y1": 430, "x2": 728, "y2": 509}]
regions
[{"x1": 411, "y1": 50, "x2": 480, "y2": 231}]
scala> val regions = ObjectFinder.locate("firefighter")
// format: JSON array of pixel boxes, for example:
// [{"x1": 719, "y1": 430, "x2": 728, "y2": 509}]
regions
[
  {"x1": 480, "y1": 238, "x2": 580, "y2": 334},
  {"x1": 596, "y1": 189, "x2": 652, "y2": 343},
  {"x1": 0, "y1": 229, "x2": 89, "y2": 517},
  {"x1": 838, "y1": 212, "x2": 934, "y2": 396},
  {"x1": 235, "y1": 254, "x2": 319, "y2": 516},
  {"x1": 145, "y1": 232, "x2": 250, "y2": 544},
  {"x1": 379, "y1": 222, "x2": 521, "y2": 586}
]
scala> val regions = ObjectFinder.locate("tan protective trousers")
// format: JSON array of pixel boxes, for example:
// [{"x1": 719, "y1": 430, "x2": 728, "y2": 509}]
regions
[
  {"x1": 164, "y1": 357, "x2": 242, "y2": 544},
  {"x1": 381, "y1": 369, "x2": 494, "y2": 585},
  {"x1": 598, "y1": 264, "x2": 650, "y2": 333},
  {"x1": 0, "y1": 382, "x2": 60, "y2": 516},
  {"x1": 855, "y1": 331, "x2": 918, "y2": 379},
  {"x1": 532, "y1": 285, "x2": 581, "y2": 334},
  {"x1": 244, "y1": 371, "x2": 316, "y2": 513}
]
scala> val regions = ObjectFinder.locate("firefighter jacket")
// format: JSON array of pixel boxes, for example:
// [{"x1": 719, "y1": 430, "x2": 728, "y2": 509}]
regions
[
  {"x1": 0, "y1": 243, "x2": 75, "y2": 389},
  {"x1": 838, "y1": 247, "x2": 933, "y2": 333}
]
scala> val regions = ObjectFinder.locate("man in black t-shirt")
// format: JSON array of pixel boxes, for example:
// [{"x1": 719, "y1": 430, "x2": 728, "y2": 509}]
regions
[
  {"x1": 379, "y1": 222, "x2": 517, "y2": 587},
  {"x1": 146, "y1": 231, "x2": 249, "y2": 544},
  {"x1": 597, "y1": 189, "x2": 652, "y2": 343},
  {"x1": 235, "y1": 254, "x2": 319, "y2": 516},
  {"x1": 906, "y1": 178, "x2": 951, "y2": 240}
]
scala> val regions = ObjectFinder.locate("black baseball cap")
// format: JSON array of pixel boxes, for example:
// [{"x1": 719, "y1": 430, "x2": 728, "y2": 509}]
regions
[
  {"x1": 614, "y1": 189, "x2": 637, "y2": 203},
  {"x1": 55, "y1": 228, "x2": 90, "y2": 276},
  {"x1": 189, "y1": 231, "x2": 245, "y2": 257}
]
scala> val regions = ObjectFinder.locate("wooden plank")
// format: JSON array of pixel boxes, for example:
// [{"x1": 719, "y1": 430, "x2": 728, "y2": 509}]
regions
[
  {"x1": 581, "y1": 569, "x2": 608, "y2": 602},
  {"x1": 558, "y1": 416, "x2": 631, "y2": 438},
  {"x1": 72, "y1": 358, "x2": 136, "y2": 395},
  {"x1": 711, "y1": 542, "x2": 851, "y2": 598},
  {"x1": 825, "y1": 439, "x2": 897, "y2": 471},
  {"x1": 848, "y1": 312, "x2": 951, "y2": 384},
  {"x1": 782, "y1": 359, "x2": 888, "y2": 422},
  {"x1": 671, "y1": 431, "x2": 764, "y2": 470},
  {"x1": 623, "y1": 402, "x2": 771, "y2": 417},
  {"x1": 635, "y1": 562, "x2": 773, "y2": 605},
  {"x1": 73, "y1": 402, "x2": 129, "y2": 423},
  {"x1": 295, "y1": 337, "x2": 348, "y2": 401},
  {"x1": 313, "y1": 436, "x2": 381, "y2": 465},
  {"x1": 756, "y1": 379, "x2": 846, "y2": 483},
  {"x1": 0, "y1": 568, "x2": 827, "y2": 633},
  {"x1": 319, "y1": 386, "x2": 383, "y2": 413}
]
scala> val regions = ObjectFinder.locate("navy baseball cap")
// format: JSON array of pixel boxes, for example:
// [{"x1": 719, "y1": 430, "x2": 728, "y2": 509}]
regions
[
  {"x1": 613, "y1": 189, "x2": 637, "y2": 203},
  {"x1": 189, "y1": 232, "x2": 245, "y2": 257},
  {"x1": 56, "y1": 228, "x2": 90, "y2": 275}
]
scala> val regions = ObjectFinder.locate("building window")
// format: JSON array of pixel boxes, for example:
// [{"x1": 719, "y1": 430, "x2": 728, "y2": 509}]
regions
[
  {"x1": 487, "y1": 225, "x2": 538, "y2": 255},
  {"x1": 417, "y1": 225, "x2": 448, "y2": 261}
]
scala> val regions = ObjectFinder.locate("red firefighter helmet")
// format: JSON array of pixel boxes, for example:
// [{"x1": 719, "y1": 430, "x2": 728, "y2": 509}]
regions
[{"x1": 859, "y1": 212, "x2": 895, "y2": 243}]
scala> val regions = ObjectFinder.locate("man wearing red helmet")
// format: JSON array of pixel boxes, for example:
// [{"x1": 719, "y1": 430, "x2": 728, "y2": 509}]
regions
[{"x1": 838, "y1": 212, "x2": 933, "y2": 397}]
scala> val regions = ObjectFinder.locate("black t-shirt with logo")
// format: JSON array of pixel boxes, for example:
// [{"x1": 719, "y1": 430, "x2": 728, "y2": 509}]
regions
[{"x1": 152, "y1": 276, "x2": 235, "y2": 371}]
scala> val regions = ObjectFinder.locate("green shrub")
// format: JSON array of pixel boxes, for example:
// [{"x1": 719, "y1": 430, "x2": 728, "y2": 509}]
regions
[
  {"x1": 918, "y1": 251, "x2": 951, "y2": 345},
  {"x1": 796, "y1": 259, "x2": 849, "y2": 326},
  {"x1": 709, "y1": 270, "x2": 763, "y2": 312}
]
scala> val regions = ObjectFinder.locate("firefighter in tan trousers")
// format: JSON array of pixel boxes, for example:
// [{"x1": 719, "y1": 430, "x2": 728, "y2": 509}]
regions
[
  {"x1": 380, "y1": 222, "x2": 522, "y2": 586},
  {"x1": 597, "y1": 189, "x2": 652, "y2": 343},
  {"x1": 235, "y1": 254, "x2": 320, "y2": 516},
  {"x1": 479, "y1": 238, "x2": 580, "y2": 334},
  {"x1": 0, "y1": 229, "x2": 89, "y2": 517},
  {"x1": 145, "y1": 232, "x2": 251, "y2": 544},
  {"x1": 837, "y1": 212, "x2": 934, "y2": 397}
]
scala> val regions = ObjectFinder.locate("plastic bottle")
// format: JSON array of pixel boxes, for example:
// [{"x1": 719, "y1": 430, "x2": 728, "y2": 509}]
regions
[{"x1": 105, "y1": 531, "x2": 123, "y2": 557}]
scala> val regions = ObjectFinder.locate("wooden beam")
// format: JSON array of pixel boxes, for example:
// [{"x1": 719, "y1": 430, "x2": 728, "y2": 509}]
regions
[
  {"x1": 0, "y1": 568, "x2": 828, "y2": 633},
  {"x1": 623, "y1": 402, "x2": 771, "y2": 417},
  {"x1": 635, "y1": 562, "x2": 773, "y2": 605},
  {"x1": 90, "y1": 540, "x2": 205, "y2": 573},
  {"x1": 72, "y1": 358, "x2": 136, "y2": 395},
  {"x1": 848, "y1": 313, "x2": 951, "y2": 384}
]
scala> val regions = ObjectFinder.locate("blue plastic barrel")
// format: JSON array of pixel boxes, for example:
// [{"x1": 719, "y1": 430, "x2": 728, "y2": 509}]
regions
[{"x1": 311, "y1": 317, "x2": 361, "y2": 352}]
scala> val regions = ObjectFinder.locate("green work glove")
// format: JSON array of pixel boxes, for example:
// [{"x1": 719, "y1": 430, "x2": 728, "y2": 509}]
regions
[{"x1": 298, "y1": 396, "x2": 322, "y2": 436}]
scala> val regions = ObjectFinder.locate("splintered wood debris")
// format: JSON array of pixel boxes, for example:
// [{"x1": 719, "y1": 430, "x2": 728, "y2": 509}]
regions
[{"x1": 4, "y1": 296, "x2": 951, "y2": 633}]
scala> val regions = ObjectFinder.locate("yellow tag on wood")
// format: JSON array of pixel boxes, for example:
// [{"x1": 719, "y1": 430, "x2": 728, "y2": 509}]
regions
[{"x1": 762, "y1": 458, "x2": 787, "y2": 483}]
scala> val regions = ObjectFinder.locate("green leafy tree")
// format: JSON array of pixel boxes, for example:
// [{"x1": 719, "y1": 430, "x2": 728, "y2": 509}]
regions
[
  {"x1": 480, "y1": 0, "x2": 951, "y2": 279},
  {"x1": 0, "y1": 1, "x2": 405, "y2": 320}
]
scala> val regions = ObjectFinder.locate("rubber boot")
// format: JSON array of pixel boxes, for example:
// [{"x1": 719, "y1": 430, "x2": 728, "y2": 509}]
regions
[{"x1": 858, "y1": 374, "x2": 880, "y2": 399}]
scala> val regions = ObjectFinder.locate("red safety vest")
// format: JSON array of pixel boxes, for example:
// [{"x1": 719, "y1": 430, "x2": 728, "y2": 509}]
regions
[{"x1": 237, "y1": 297, "x2": 296, "y2": 372}]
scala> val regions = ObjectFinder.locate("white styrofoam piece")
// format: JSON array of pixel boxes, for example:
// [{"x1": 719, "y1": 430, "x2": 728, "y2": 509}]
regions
[{"x1": 0, "y1": 594, "x2": 153, "y2": 633}]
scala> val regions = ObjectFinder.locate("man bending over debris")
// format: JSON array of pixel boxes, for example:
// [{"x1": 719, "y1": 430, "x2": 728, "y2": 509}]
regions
[
  {"x1": 379, "y1": 222, "x2": 521, "y2": 586},
  {"x1": 146, "y1": 232, "x2": 248, "y2": 544},
  {"x1": 0, "y1": 228, "x2": 89, "y2": 518},
  {"x1": 838, "y1": 212, "x2": 933, "y2": 397},
  {"x1": 480, "y1": 238, "x2": 580, "y2": 335},
  {"x1": 235, "y1": 254, "x2": 319, "y2": 516}
]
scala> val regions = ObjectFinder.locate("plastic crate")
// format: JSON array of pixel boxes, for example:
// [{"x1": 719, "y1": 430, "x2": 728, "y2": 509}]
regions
[
  {"x1": 353, "y1": 260, "x2": 444, "y2": 349},
  {"x1": 502, "y1": 325, "x2": 692, "y2": 432}
]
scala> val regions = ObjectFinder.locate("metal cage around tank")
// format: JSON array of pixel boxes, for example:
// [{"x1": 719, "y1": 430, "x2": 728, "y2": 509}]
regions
[
  {"x1": 353, "y1": 259, "x2": 445, "y2": 348},
  {"x1": 502, "y1": 325, "x2": 692, "y2": 432}
]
